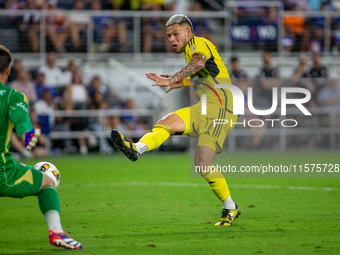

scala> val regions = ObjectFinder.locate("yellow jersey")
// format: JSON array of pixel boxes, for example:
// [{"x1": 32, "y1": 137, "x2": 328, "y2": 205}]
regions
[{"x1": 184, "y1": 36, "x2": 233, "y2": 112}]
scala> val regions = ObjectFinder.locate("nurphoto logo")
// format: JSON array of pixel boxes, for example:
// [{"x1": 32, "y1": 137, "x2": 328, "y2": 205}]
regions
[{"x1": 201, "y1": 85, "x2": 312, "y2": 128}]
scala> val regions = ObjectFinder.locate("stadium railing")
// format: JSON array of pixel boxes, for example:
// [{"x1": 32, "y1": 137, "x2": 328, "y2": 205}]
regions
[
  {"x1": 44, "y1": 106, "x2": 339, "y2": 155},
  {"x1": 46, "y1": 108, "x2": 158, "y2": 155},
  {"x1": 1, "y1": 6, "x2": 340, "y2": 56},
  {"x1": 227, "y1": 107, "x2": 339, "y2": 152},
  {"x1": 0, "y1": 10, "x2": 230, "y2": 57}
]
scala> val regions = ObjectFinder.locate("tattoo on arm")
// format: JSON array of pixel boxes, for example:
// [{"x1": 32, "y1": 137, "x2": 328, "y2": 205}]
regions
[{"x1": 169, "y1": 54, "x2": 206, "y2": 84}]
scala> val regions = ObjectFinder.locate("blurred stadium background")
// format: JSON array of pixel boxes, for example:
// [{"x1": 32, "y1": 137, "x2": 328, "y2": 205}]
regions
[
  {"x1": 1, "y1": 2, "x2": 340, "y2": 253},
  {"x1": 1, "y1": 0, "x2": 340, "y2": 158}
]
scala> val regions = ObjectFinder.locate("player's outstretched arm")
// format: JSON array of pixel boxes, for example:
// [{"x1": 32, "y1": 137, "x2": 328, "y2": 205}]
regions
[
  {"x1": 9, "y1": 91, "x2": 41, "y2": 151},
  {"x1": 145, "y1": 54, "x2": 205, "y2": 92},
  {"x1": 160, "y1": 74, "x2": 183, "y2": 93},
  {"x1": 168, "y1": 54, "x2": 205, "y2": 84}
]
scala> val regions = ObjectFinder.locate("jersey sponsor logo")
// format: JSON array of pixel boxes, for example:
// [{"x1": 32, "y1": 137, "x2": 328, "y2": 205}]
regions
[
  {"x1": 0, "y1": 90, "x2": 6, "y2": 95},
  {"x1": 190, "y1": 45, "x2": 197, "y2": 52},
  {"x1": 16, "y1": 102, "x2": 28, "y2": 113}
]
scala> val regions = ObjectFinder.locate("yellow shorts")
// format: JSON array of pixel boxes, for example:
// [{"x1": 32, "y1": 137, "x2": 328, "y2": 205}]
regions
[{"x1": 174, "y1": 102, "x2": 238, "y2": 153}]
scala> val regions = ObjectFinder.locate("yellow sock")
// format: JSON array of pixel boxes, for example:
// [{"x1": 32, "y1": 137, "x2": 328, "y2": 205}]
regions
[
  {"x1": 139, "y1": 125, "x2": 170, "y2": 151},
  {"x1": 201, "y1": 166, "x2": 230, "y2": 202}
]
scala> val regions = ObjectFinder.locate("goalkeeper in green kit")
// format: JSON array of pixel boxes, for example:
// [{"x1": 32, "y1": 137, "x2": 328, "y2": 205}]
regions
[{"x1": 0, "y1": 45, "x2": 82, "y2": 250}]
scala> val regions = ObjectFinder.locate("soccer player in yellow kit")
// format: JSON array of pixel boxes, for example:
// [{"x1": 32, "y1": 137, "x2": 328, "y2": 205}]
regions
[{"x1": 111, "y1": 14, "x2": 240, "y2": 226}]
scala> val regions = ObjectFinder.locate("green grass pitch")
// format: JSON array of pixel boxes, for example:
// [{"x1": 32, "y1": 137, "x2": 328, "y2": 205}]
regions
[{"x1": 1, "y1": 151, "x2": 339, "y2": 254}]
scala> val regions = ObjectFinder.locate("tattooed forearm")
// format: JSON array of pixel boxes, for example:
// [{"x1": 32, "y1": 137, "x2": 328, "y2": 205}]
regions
[{"x1": 169, "y1": 54, "x2": 205, "y2": 84}]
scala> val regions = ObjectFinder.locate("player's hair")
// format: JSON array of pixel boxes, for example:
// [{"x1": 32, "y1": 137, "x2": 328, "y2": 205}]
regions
[
  {"x1": 166, "y1": 14, "x2": 194, "y2": 33},
  {"x1": 0, "y1": 45, "x2": 12, "y2": 75}
]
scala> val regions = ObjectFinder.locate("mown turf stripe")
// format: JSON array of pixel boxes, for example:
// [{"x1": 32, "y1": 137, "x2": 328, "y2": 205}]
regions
[{"x1": 59, "y1": 181, "x2": 338, "y2": 191}]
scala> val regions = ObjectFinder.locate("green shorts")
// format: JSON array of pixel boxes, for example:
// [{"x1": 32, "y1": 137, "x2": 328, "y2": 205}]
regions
[{"x1": 0, "y1": 160, "x2": 43, "y2": 198}]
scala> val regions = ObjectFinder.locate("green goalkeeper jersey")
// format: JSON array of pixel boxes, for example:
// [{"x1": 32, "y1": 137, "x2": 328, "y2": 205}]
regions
[{"x1": 0, "y1": 81, "x2": 32, "y2": 166}]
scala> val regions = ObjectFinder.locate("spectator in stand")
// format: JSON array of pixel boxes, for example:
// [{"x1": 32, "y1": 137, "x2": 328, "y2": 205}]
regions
[
  {"x1": 88, "y1": 75, "x2": 119, "y2": 105},
  {"x1": 91, "y1": 0, "x2": 127, "y2": 53},
  {"x1": 88, "y1": 90, "x2": 113, "y2": 154},
  {"x1": 302, "y1": 1, "x2": 327, "y2": 52},
  {"x1": 283, "y1": 2, "x2": 305, "y2": 52},
  {"x1": 33, "y1": 89, "x2": 57, "y2": 130},
  {"x1": 9, "y1": 68, "x2": 38, "y2": 104},
  {"x1": 163, "y1": 0, "x2": 190, "y2": 12},
  {"x1": 236, "y1": 0, "x2": 265, "y2": 23},
  {"x1": 45, "y1": 0, "x2": 82, "y2": 52},
  {"x1": 63, "y1": 59, "x2": 79, "y2": 85},
  {"x1": 290, "y1": 53, "x2": 318, "y2": 141},
  {"x1": 262, "y1": 6, "x2": 279, "y2": 51},
  {"x1": 332, "y1": 17, "x2": 340, "y2": 53},
  {"x1": 68, "y1": 0, "x2": 88, "y2": 50},
  {"x1": 141, "y1": 1, "x2": 172, "y2": 53},
  {"x1": 309, "y1": 53, "x2": 328, "y2": 105},
  {"x1": 332, "y1": 0, "x2": 340, "y2": 10},
  {"x1": 285, "y1": 0, "x2": 310, "y2": 11},
  {"x1": 317, "y1": 74, "x2": 340, "y2": 145},
  {"x1": 110, "y1": 115, "x2": 127, "y2": 132},
  {"x1": 35, "y1": 71, "x2": 58, "y2": 99},
  {"x1": 229, "y1": 56, "x2": 248, "y2": 80},
  {"x1": 229, "y1": 56, "x2": 251, "y2": 104},
  {"x1": 112, "y1": 0, "x2": 140, "y2": 51},
  {"x1": 262, "y1": 6, "x2": 278, "y2": 25},
  {"x1": 89, "y1": 90, "x2": 108, "y2": 110},
  {"x1": 291, "y1": 54, "x2": 315, "y2": 103},
  {"x1": 282, "y1": 26, "x2": 296, "y2": 52},
  {"x1": 317, "y1": 75, "x2": 340, "y2": 114},
  {"x1": 5, "y1": 0, "x2": 26, "y2": 28},
  {"x1": 309, "y1": 0, "x2": 331, "y2": 11},
  {"x1": 59, "y1": 91, "x2": 91, "y2": 155},
  {"x1": 120, "y1": 98, "x2": 148, "y2": 141},
  {"x1": 7, "y1": 59, "x2": 22, "y2": 83},
  {"x1": 45, "y1": 0, "x2": 69, "y2": 53},
  {"x1": 228, "y1": 56, "x2": 251, "y2": 126},
  {"x1": 5, "y1": 0, "x2": 23, "y2": 10},
  {"x1": 120, "y1": 98, "x2": 139, "y2": 131},
  {"x1": 113, "y1": 0, "x2": 141, "y2": 11},
  {"x1": 37, "y1": 53, "x2": 65, "y2": 87},
  {"x1": 256, "y1": 51, "x2": 282, "y2": 108},
  {"x1": 88, "y1": 75, "x2": 109, "y2": 98},
  {"x1": 20, "y1": 0, "x2": 44, "y2": 53},
  {"x1": 65, "y1": 71, "x2": 89, "y2": 107},
  {"x1": 292, "y1": 54, "x2": 309, "y2": 80},
  {"x1": 189, "y1": 2, "x2": 217, "y2": 47}
]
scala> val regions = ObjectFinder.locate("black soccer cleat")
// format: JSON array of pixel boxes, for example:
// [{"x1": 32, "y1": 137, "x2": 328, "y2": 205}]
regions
[{"x1": 110, "y1": 129, "x2": 140, "y2": 161}]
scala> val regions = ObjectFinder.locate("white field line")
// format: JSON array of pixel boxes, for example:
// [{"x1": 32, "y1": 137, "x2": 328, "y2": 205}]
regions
[{"x1": 59, "y1": 181, "x2": 338, "y2": 191}]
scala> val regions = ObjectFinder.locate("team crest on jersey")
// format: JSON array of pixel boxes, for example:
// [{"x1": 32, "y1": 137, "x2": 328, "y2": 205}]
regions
[
  {"x1": 191, "y1": 45, "x2": 196, "y2": 52},
  {"x1": 0, "y1": 90, "x2": 6, "y2": 95}
]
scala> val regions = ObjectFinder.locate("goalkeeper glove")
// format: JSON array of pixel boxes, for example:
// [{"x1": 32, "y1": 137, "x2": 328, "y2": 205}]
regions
[{"x1": 22, "y1": 129, "x2": 41, "y2": 151}]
